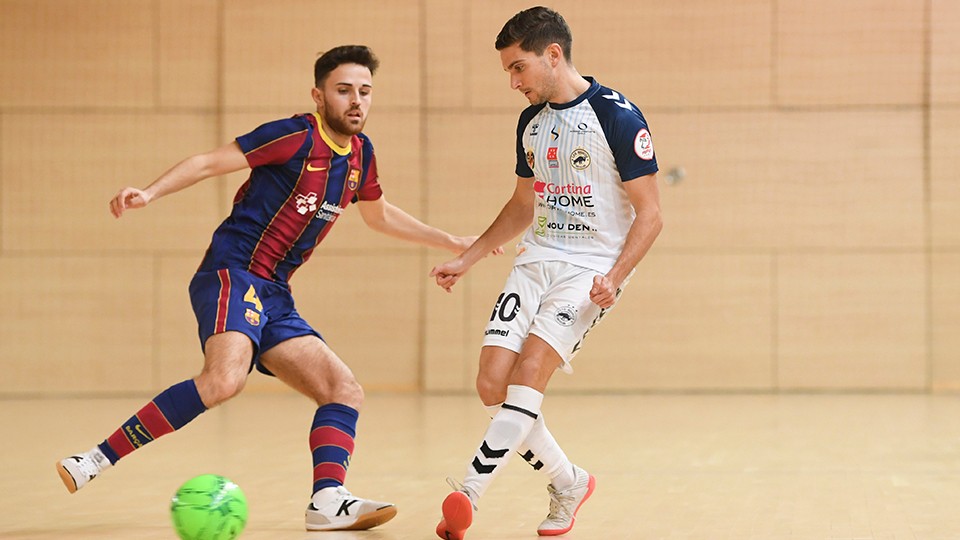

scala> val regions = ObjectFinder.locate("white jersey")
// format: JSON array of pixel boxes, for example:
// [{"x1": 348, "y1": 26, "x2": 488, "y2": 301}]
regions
[{"x1": 513, "y1": 77, "x2": 658, "y2": 274}]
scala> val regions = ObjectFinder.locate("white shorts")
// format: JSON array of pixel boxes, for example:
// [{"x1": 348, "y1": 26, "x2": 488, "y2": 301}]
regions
[{"x1": 482, "y1": 260, "x2": 630, "y2": 373}]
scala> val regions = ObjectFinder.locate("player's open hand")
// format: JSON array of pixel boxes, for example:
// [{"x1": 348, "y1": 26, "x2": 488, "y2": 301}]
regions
[
  {"x1": 589, "y1": 274, "x2": 617, "y2": 309},
  {"x1": 109, "y1": 187, "x2": 152, "y2": 218}
]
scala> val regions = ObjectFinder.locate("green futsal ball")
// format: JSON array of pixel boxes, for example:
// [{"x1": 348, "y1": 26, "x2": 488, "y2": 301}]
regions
[{"x1": 170, "y1": 474, "x2": 248, "y2": 540}]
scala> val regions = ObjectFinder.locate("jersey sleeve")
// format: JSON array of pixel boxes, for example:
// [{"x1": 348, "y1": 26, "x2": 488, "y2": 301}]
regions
[
  {"x1": 236, "y1": 117, "x2": 310, "y2": 168},
  {"x1": 514, "y1": 105, "x2": 542, "y2": 178},
  {"x1": 591, "y1": 91, "x2": 659, "y2": 181},
  {"x1": 352, "y1": 136, "x2": 383, "y2": 203}
]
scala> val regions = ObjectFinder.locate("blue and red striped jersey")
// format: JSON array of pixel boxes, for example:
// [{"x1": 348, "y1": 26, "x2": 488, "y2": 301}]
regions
[{"x1": 198, "y1": 112, "x2": 383, "y2": 284}]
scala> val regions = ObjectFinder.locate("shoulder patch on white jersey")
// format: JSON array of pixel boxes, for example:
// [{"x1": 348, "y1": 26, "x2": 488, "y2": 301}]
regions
[{"x1": 634, "y1": 128, "x2": 654, "y2": 160}]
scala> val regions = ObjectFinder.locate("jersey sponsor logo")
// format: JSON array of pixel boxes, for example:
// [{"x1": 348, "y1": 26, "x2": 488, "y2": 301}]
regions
[
  {"x1": 485, "y1": 328, "x2": 510, "y2": 337},
  {"x1": 306, "y1": 162, "x2": 327, "y2": 172},
  {"x1": 316, "y1": 201, "x2": 344, "y2": 222},
  {"x1": 544, "y1": 221, "x2": 593, "y2": 232},
  {"x1": 550, "y1": 125, "x2": 560, "y2": 141},
  {"x1": 555, "y1": 304, "x2": 579, "y2": 327},
  {"x1": 635, "y1": 128, "x2": 654, "y2": 160},
  {"x1": 295, "y1": 192, "x2": 320, "y2": 215},
  {"x1": 570, "y1": 147, "x2": 591, "y2": 170},
  {"x1": 525, "y1": 149, "x2": 535, "y2": 170},
  {"x1": 530, "y1": 123, "x2": 540, "y2": 136},
  {"x1": 294, "y1": 192, "x2": 343, "y2": 222},
  {"x1": 571, "y1": 122, "x2": 595, "y2": 135},
  {"x1": 535, "y1": 216, "x2": 548, "y2": 236},
  {"x1": 347, "y1": 168, "x2": 361, "y2": 191},
  {"x1": 533, "y1": 180, "x2": 595, "y2": 208}
]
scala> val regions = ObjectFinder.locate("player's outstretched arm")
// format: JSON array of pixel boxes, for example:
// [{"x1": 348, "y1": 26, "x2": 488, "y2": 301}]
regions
[
  {"x1": 429, "y1": 176, "x2": 535, "y2": 293},
  {"x1": 356, "y1": 196, "x2": 504, "y2": 257},
  {"x1": 109, "y1": 141, "x2": 248, "y2": 218},
  {"x1": 589, "y1": 172, "x2": 662, "y2": 308}
]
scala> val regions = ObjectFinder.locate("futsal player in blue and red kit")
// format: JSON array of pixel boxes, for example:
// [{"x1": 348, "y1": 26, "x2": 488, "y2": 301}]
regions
[{"x1": 56, "y1": 45, "x2": 489, "y2": 532}]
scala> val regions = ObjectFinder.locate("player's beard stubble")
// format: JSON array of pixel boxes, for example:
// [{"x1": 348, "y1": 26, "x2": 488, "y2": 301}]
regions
[{"x1": 323, "y1": 102, "x2": 366, "y2": 138}]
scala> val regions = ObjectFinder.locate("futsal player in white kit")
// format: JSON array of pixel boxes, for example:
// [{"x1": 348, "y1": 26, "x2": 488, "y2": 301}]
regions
[{"x1": 429, "y1": 6, "x2": 664, "y2": 539}]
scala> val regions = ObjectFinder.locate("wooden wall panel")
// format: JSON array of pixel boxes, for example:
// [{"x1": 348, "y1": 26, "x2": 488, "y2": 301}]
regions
[
  {"x1": 777, "y1": 0, "x2": 925, "y2": 106},
  {"x1": 650, "y1": 111, "x2": 778, "y2": 249},
  {"x1": 158, "y1": 0, "x2": 219, "y2": 108},
  {"x1": 777, "y1": 253, "x2": 927, "y2": 390},
  {"x1": 0, "y1": 0, "x2": 154, "y2": 108},
  {"x1": 932, "y1": 0, "x2": 960, "y2": 104},
  {"x1": 425, "y1": 0, "x2": 469, "y2": 109},
  {"x1": 467, "y1": 0, "x2": 774, "y2": 109},
  {"x1": 550, "y1": 254, "x2": 775, "y2": 391},
  {"x1": 565, "y1": 0, "x2": 774, "y2": 109},
  {"x1": 0, "y1": 255, "x2": 154, "y2": 394},
  {"x1": 1, "y1": 113, "x2": 221, "y2": 253},
  {"x1": 424, "y1": 113, "x2": 519, "y2": 236},
  {"x1": 222, "y1": 0, "x2": 420, "y2": 109},
  {"x1": 931, "y1": 107, "x2": 960, "y2": 247},
  {"x1": 654, "y1": 111, "x2": 924, "y2": 250},
  {"x1": 931, "y1": 253, "x2": 960, "y2": 390}
]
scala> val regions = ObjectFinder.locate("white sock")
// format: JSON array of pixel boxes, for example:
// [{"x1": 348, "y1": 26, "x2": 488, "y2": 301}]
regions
[
  {"x1": 484, "y1": 403, "x2": 575, "y2": 490},
  {"x1": 463, "y1": 385, "x2": 543, "y2": 502}
]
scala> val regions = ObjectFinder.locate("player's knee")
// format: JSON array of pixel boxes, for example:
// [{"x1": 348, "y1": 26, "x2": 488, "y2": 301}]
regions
[
  {"x1": 511, "y1": 356, "x2": 557, "y2": 389},
  {"x1": 476, "y1": 373, "x2": 507, "y2": 405},
  {"x1": 324, "y1": 377, "x2": 364, "y2": 410},
  {"x1": 196, "y1": 371, "x2": 247, "y2": 407}
]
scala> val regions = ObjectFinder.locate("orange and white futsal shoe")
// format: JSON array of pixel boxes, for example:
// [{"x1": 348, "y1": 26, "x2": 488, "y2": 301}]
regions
[
  {"x1": 436, "y1": 481, "x2": 476, "y2": 540},
  {"x1": 536, "y1": 465, "x2": 596, "y2": 536}
]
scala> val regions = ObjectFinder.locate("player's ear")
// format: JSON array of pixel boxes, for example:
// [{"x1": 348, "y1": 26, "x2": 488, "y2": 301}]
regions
[
  {"x1": 311, "y1": 86, "x2": 323, "y2": 108},
  {"x1": 546, "y1": 43, "x2": 563, "y2": 67}
]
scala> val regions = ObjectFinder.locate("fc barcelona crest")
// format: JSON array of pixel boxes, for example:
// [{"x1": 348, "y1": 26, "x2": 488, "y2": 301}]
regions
[
  {"x1": 244, "y1": 308, "x2": 261, "y2": 326},
  {"x1": 347, "y1": 169, "x2": 361, "y2": 191}
]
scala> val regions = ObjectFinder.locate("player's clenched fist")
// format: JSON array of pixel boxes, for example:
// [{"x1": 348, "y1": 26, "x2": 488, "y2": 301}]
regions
[{"x1": 589, "y1": 274, "x2": 616, "y2": 309}]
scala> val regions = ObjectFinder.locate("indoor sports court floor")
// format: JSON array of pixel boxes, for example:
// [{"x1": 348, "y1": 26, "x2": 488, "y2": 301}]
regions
[{"x1": 3, "y1": 393, "x2": 960, "y2": 539}]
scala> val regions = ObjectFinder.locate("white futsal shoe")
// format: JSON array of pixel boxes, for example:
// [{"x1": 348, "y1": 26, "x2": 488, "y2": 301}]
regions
[
  {"x1": 305, "y1": 485, "x2": 397, "y2": 531},
  {"x1": 536, "y1": 465, "x2": 596, "y2": 536},
  {"x1": 56, "y1": 447, "x2": 112, "y2": 493}
]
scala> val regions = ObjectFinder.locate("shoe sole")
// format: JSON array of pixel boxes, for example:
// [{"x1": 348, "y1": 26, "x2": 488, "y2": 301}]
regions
[
  {"x1": 305, "y1": 505, "x2": 397, "y2": 531},
  {"x1": 537, "y1": 474, "x2": 596, "y2": 536},
  {"x1": 437, "y1": 491, "x2": 473, "y2": 539},
  {"x1": 55, "y1": 462, "x2": 79, "y2": 494}
]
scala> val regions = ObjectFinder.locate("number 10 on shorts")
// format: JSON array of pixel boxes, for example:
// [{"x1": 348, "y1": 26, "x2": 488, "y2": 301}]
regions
[{"x1": 490, "y1": 292, "x2": 521, "y2": 322}]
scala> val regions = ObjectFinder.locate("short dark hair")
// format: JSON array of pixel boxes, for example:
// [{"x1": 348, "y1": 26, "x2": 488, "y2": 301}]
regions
[
  {"x1": 495, "y1": 6, "x2": 573, "y2": 62},
  {"x1": 314, "y1": 45, "x2": 380, "y2": 87}
]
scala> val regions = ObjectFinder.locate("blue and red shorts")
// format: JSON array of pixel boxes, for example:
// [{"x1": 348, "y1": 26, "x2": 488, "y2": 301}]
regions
[{"x1": 188, "y1": 268, "x2": 321, "y2": 374}]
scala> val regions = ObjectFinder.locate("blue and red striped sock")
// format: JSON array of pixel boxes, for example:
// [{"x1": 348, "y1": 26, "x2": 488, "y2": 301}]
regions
[
  {"x1": 310, "y1": 403, "x2": 358, "y2": 494},
  {"x1": 97, "y1": 379, "x2": 207, "y2": 464}
]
